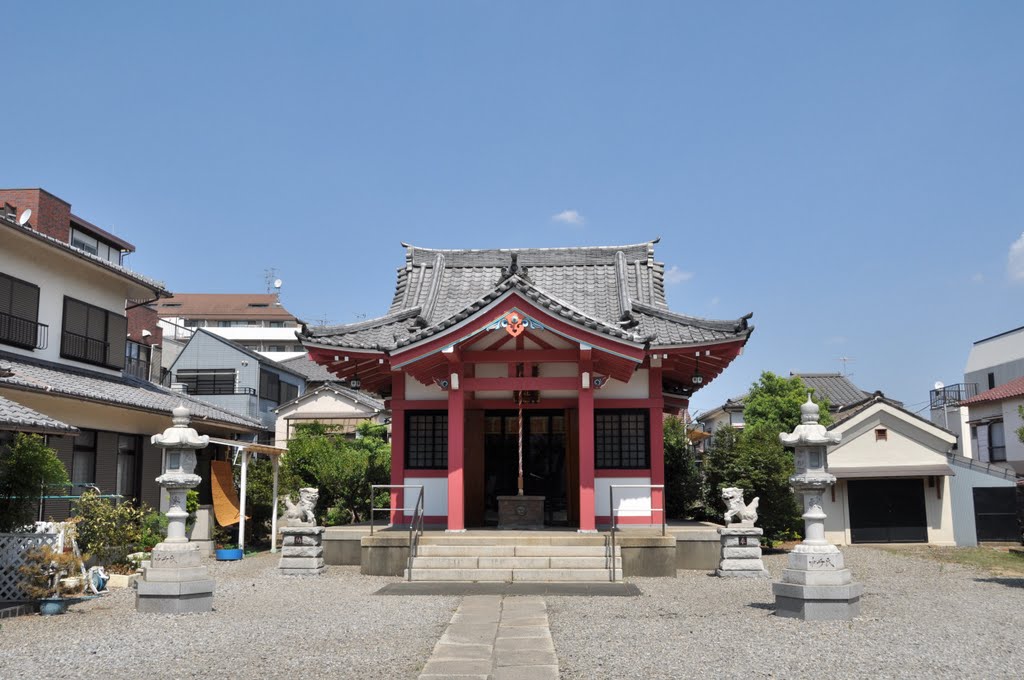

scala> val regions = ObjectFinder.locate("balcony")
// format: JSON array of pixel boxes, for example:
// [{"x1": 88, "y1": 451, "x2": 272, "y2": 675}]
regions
[
  {"x1": 124, "y1": 356, "x2": 151, "y2": 381},
  {"x1": 61, "y1": 331, "x2": 109, "y2": 366},
  {"x1": 0, "y1": 311, "x2": 48, "y2": 350},
  {"x1": 930, "y1": 383, "x2": 979, "y2": 410}
]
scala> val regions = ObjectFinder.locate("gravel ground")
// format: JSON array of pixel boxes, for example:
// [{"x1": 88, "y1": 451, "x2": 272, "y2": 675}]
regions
[
  {"x1": 0, "y1": 552, "x2": 458, "y2": 680},
  {"x1": 549, "y1": 546, "x2": 1024, "y2": 679}
]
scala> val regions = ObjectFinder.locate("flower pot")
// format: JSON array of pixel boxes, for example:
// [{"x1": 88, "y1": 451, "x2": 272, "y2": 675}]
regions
[
  {"x1": 39, "y1": 598, "x2": 70, "y2": 616},
  {"x1": 215, "y1": 548, "x2": 243, "y2": 561}
]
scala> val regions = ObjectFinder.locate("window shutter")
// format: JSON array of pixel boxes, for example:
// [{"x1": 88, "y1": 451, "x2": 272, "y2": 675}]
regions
[
  {"x1": 106, "y1": 313, "x2": 127, "y2": 369},
  {"x1": 10, "y1": 279, "x2": 39, "y2": 322},
  {"x1": 0, "y1": 276, "x2": 12, "y2": 315}
]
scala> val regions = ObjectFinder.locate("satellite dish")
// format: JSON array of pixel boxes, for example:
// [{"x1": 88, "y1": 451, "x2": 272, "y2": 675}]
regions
[
  {"x1": 17, "y1": 209, "x2": 31, "y2": 226},
  {"x1": 273, "y1": 279, "x2": 283, "y2": 289},
  {"x1": 934, "y1": 381, "x2": 944, "y2": 391}
]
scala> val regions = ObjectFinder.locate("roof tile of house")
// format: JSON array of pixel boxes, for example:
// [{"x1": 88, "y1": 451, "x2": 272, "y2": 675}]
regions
[
  {"x1": 0, "y1": 350, "x2": 262, "y2": 430},
  {"x1": 0, "y1": 393, "x2": 79, "y2": 435},
  {"x1": 303, "y1": 241, "x2": 753, "y2": 351},
  {"x1": 962, "y1": 375, "x2": 1024, "y2": 405},
  {"x1": 156, "y1": 293, "x2": 299, "y2": 321}
]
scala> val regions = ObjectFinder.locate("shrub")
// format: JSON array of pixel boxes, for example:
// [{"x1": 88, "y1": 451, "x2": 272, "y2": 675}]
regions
[
  {"x1": 19, "y1": 545, "x2": 86, "y2": 599},
  {"x1": 663, "y1": 415, "x2": 702, "y2": 520},
  {"x1": 0, "y1": 433, "x2": 69, "y2": 532},
  {"x1": 73, "y1": 491, "x2": 148, "y2": 565}
]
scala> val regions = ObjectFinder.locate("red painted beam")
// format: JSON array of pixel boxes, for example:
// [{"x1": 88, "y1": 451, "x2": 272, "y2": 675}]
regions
[
  {"x1": 463, "y1": 376, "x2": 578, "y2": 391},
  {"x1": 462, "y1": 349, "x2": 579, "y2": 363}
]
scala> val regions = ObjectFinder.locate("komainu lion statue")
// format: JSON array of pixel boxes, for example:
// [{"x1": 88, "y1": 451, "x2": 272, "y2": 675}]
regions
[
  {"x1": 282, "y1": 487, "x2": 319, "y2": 525},
  {"x1": 722, "y1": 487, "x2": 759, "y2": 526}
]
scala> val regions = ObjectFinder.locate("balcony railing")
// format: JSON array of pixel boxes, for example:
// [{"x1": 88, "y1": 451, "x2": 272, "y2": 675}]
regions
[
  {"x1": 929, "y1": 383, "x2": 979, "y2": 409},
  {"x1": 61, "y1": 331, "x2": 109, "y2": 366},
  {"x1": 124, "y1": 356, "x2": 151, "y2": 381},
  {"x1": 0, "y1": 311, "x2": 48, "y2": 350}
]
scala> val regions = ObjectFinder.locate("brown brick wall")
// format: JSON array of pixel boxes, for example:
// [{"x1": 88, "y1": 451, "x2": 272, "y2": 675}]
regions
[
  {"x1": 127, "y1": 305, "x2": 163, "y2": 346},
  {"x1": 0, "y1": 189, "x2": 71, "y2": 243}
]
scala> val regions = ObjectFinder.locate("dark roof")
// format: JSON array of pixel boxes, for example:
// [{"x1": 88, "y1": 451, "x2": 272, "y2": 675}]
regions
[
  {"x1": 183, "y1": 330, "x2": 308, "y2": 381},
  {"x1": 70, "y1": 213, "x2": 135, "y2": 252},
  {"x1": 795, "y1": 373, "x2": 874, "y2": 408},
  {"x1": 274, "y1": 383, "x2": 386, "y2": 413},
  {"x1": 0, "y1": 392, "x2": 79, "y2": 435},
  {"x1": 156, "y1": 293, "x2": 299, "y2": 321},
  {"x1": 303, "y1": 241, "x2": 752, "y2": 351},
  {"x1": 0, "y1": 351, "x2": 262, "y2": 430},
  {"x1": 962, "y1": 375, "x2": 1024, "y2": 405},
  {"x1": 1, "y1": 212, "x2": 168, "y2": 296},
  {"x1": 279, "y1": 354, "x2": 343, "y2": 382}
]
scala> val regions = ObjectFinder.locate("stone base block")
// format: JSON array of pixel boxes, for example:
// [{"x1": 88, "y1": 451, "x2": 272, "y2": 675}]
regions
[
  {"x1": 278, "y1": 556, "x2": 325, "y2": 570},
  {"x1": 780, "y1": 568, "x2": 853, "y2": 586},
  {"x1": 135, "y1": 577, "x2": 215, "y2": 614},
  {"x1": 281, "y1": 546, "x2": 323, "y2": 559},
  {"x1": 787, "y1": 550, "x2": 844, "y2": 571},
  {"x1": 716, "y1": 568, "x2": 769, "y2": 579},
  {"x1": 722, "y1": 546, "x2": 762, "y2": 559},
  {"x1": 141, "y1": 565, "x2": 210, "y2": 582},
  {"x1": 279, "y1": 566, "x2": 327, "y2": 577},
  {"x1": 772, "y1": 581, "x2": 864, "y2": 621},
  {"x1": 497, "y1": 496, "x2": 545, "y2": 529},
  {"x1": 718, "y1": 558, "x2": 768, "y2": 572}
]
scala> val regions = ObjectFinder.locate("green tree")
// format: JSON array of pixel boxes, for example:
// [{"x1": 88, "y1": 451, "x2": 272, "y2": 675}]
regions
[
  {"x1": 0, "y1": 433, "x2": 69, "y2": 532},
  {"x1": 700, "y1": 372, "x2": 831, "y2": 543},
  {"x1": 663, "y1": 415, "x2": 702, "y2": 519}
]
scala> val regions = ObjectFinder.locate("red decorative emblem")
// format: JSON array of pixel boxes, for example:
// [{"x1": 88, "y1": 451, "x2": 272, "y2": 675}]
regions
[{"x1": 504, "y1": 312, "x2": 524, "y2": 337}]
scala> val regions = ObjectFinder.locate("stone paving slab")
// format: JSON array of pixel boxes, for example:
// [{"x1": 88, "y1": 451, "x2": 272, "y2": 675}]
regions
[
  {"x1": 377, "y1": 582, "x2": 640, "y2": 596},
  {"x1": 417, "y1": 595, "x2": 560, "y2": 680}
]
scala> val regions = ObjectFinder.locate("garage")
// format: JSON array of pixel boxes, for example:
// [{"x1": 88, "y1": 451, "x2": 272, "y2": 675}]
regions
[
  {"x1": 848, "y1": 478, "x2": 928, "y2": 543},
  {"x1": 972, "y1": 487, "x2": 1018, "y2": 542}
]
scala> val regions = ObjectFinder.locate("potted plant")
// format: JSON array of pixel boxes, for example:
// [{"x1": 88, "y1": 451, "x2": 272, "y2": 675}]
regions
[
  {"x1": 214, "y1": 524, "x2": 242, "y2": 561},
  {"x1": 19, "y1": 545, "x2": 89, "y2": 616}
]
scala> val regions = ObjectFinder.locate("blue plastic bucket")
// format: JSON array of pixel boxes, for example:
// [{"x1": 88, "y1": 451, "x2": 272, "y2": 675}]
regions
[{"x1": 215, "y1": 548, "x2": 243, "y2": 561}]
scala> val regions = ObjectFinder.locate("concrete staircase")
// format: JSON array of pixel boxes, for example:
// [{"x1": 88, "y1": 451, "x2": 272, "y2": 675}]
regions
[{"x1": 404, "y1": 535, "x2": 622, "y2": 582}]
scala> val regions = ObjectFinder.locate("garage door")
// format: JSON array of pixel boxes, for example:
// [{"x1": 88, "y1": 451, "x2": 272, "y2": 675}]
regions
[
  {"x1": 848, "y1": 479, "x2": 928, "y2": 543},
  {"x1": 972, "y1": 488, "x2": 1018, "y2": 542}
]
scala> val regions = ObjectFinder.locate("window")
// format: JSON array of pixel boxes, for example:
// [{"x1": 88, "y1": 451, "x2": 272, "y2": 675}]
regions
[
  {"x1": 989, "y1": 421, "x2": 1006, "y2": 462},
  {"x1": 875, "y1": 428, "x2": 888, "y2": 442},
  {"x1": 988, "y1": 372, "x2": 995, "y2": 390},
  {"x1": 61, "y1": 297, "x2": 127, "y2": 368},
  {"x1": 281, "y1": 381, "x2": 299, "y2": 404},
  {"x1": 72, "y1": 430, "x2": 97, "y2": 494},
  {"x1": 176, "y1": 368, "x2": 237, "y2": 395},
  {"x1": 70, "y1": 228, "x2": 120, "y2": 264},
  {"x1": 268, "y1": 345, "x2": 286, "y2": 352},
  {"x1": 269, "y1": 321, "x2": 285, "y2": 327},
  {"x1": 125, "y1": 340, "x2": 151, "y2": 380},
  {"x1": 595, "y1": 410, "x2": 649, "y2": 469},
  {"x1": 406, "y1": 412, "x2": 448, "y2": 469},
  {"x1": 116, "y1": 435, "x2": 139, "y2": 500},
  {"x1": 0, "y1": 272, "x2": 42, "y2": 349},
  {"x1": 259, "y1": 369, "x2": 280, "y2": 403}
]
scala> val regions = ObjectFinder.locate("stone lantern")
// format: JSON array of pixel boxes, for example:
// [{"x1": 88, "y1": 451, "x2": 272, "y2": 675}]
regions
[
  {"x1": 136, "y1": 405, "x2": 215, "y2": 614},
  {"x1": 772, "y1": 396, "x2": 863, "y2": 620}
]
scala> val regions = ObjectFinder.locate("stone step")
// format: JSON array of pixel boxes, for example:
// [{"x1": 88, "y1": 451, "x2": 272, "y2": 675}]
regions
[
  {"x1": 406, "y1": 568, "x2": 622, "y2": 582},
  {"x1": 419, "y1": 535, "x2": 608, "y2": 546},
  {"x1": 415, "y1": 544, "x2": 618, "y2": 558},
  {"x1": 411, "y1": 555, "x2": 621, "y2": 570}
]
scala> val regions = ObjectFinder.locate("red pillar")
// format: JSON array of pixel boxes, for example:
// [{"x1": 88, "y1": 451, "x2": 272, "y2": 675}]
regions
[
  {"x1": 446, "y1": 358, "x2": 465, "y2": 531},
  {"x1": 648, "y1": 358, "x2": 665, "y2": 527},
  {"x1": 390, "y1": 372, "x2": 405, "y2": 525},
  {"x1": 578, "y1": 354, "x2": 596, "y2": 532}
]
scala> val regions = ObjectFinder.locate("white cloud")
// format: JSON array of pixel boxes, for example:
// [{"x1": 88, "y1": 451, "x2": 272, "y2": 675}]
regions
[
  {"x1": 971, "y1": 272, "x2": 985, "y2": 284},
  {"x1": 664, "y1": 266, "x2": 694, "y2": 285},
  {"x1": 551, "y1": 209, "x2": 584, "y2": 226},
  {"x1": 1009, "y1": 232, "x2": 1024, "y2": 282}
]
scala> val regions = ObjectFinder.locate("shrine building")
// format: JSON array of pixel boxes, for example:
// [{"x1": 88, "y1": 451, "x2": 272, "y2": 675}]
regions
[{"x1": 300, "y1": 241, "x2": 753, "y2": 532}]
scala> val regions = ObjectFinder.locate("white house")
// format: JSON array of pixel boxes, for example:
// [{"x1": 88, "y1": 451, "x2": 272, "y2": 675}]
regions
[{"x1": 273, "y1": 383, "x2": 387, "y2": 448}]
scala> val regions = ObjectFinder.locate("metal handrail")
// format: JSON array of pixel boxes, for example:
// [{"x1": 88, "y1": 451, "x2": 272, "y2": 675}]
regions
[
  {"x1": 0, "y1": 311, "x2": 48, "y2": 350},
  {"x1": 368, "y1": 484, "x2": 425, "y2": 581},
  {"x1": 609, "y1": 483, "x2": 666, "y2": 582}
]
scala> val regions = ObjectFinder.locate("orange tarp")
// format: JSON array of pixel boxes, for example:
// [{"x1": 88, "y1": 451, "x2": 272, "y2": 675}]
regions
[{"x1": 210, "y1": 460, "x2": 249, "y2": 527}]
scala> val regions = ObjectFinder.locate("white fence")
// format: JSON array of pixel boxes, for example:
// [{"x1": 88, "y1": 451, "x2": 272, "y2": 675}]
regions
[{"x1": 0, "y1": 533, "x2": 58, "y2": 602}]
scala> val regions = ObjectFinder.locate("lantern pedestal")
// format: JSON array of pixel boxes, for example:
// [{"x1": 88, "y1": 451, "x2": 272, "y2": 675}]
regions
[{"x1": 716, "y1": 526, "x2": 769, "y2": 578}]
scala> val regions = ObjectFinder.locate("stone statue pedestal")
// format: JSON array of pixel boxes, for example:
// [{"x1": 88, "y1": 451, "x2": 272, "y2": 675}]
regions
[
  {"x1": 279, "y1": 526, "x2": 325, "y2": 575},
  {"x1": 135, "y1": 543, "x2": 215, "y2": 614},
  {"x1": 497, "y1": 495, "x2": 545, "y2": 529},
  {"x1": 716, "y1": 526, "x2": 769, "y2": 578},
  {"x1": 772, "y1": 545, "x2": 863, "y2": 620}
]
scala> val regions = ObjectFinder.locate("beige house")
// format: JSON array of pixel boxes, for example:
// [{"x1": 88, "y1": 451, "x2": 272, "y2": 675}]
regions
[
  {"x1": 821, "y1": 395, "x2": 958, "y2": 546},
  {"x1": 273, "y1": 383, "x2": 387, "y2": 447}
]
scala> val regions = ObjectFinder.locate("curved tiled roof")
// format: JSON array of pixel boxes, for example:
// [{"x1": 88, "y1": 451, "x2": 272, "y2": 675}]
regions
[
  {"x1": 0, "y1": 393, "x2": 79, "y2": 435},
  {"x1": 962, "y1": 375, "x2": 1024, "y2": 405},
  {"x1": 0, "y1": 351, "x2": 262, "y2": 430},
  {"x1": 303, "y1": 241, "x2": 752, "y2": 351}
]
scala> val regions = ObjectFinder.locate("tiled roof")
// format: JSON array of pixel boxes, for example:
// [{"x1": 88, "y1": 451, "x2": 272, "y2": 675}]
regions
[
  {"x1": 304, "y1": 241, "x2": 752, "y2": 351},
  {"x1": 0, "y1": 351, "x2": 262, "y2": 430},
  {"x1": 279, "y1": 354, "x2": 340, "y2": 382},
  {"x1": 828, "y1": 393, "x2": 955, "y2": 436},
  {"x1": 796, "y1": 373, "x2": 874, "y2": 408},
  {"x1": 962, "y1": 375, "x2": 1024, "y2": 405},
  {"x1": 1, "y1": 213, "x2": 168, "y2": 295},
  {"x1": 0, "y1": 393, "x2": 79, "y2": 435},
  {"x1": 274, "y1": 383, "x2": 386, "y2": 413},
  {"x1": 155, "y1": 293, "x2": 299, "y2": 321}
]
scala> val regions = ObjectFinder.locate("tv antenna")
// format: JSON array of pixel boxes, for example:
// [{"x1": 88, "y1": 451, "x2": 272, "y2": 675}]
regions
[
  {"x1": 838, "y1": 356, "x2": 855, "y2": 376},
  {"x1": 265, "y1": 268, "x2": 280, "y2": 294}
]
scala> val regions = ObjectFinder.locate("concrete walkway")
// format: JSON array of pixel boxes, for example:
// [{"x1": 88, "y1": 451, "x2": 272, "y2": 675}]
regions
[{"x1": 418, "y1": 595, "x2": 559, "y2": 680}]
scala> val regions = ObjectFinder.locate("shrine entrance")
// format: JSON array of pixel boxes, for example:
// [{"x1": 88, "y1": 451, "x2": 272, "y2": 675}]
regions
[{"x1": 482, "y1": 410, "x2": 570, "y2": 526}]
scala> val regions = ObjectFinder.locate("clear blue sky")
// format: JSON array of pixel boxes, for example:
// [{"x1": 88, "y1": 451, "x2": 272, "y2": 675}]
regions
[{"x1": 3, "y1": 2, "x2": 1022, "y2": 415}]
